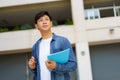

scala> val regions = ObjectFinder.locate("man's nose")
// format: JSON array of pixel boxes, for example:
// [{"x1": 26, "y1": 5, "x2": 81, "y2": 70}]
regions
[{"x1": 43, "y1": 21, "x2": 47, "y2": 24}]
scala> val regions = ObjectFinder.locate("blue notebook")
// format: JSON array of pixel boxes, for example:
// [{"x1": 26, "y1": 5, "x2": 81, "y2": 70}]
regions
[{"x1": 47, "y1": 48, "x2": 70, "y2": 64}]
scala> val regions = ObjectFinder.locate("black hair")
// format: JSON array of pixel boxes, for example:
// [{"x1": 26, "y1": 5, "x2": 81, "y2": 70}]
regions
[{"x1": 34, "y1": 11, "x2": 52, "y2": 24}]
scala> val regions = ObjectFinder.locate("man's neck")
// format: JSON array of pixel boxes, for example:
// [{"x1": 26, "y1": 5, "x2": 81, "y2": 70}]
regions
[{"x1": 41, "y1": 31, "x2": 52, "y2": 39}]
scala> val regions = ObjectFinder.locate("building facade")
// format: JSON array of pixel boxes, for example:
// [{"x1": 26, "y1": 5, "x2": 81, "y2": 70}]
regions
[{"x1": 0, "y1": 0, "x2": 120, "y2": 80}]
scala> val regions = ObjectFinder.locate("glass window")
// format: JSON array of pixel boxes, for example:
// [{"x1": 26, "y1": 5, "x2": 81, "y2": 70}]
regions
[
  {"x1": 100, "y1": 9, "x2": 114, "y2": 18},
  {"x1": 85, "y1": 10, "x2": 88, "y2": 20},
  {"x1": 94, "y1": 9, "x2": 100, "y2": 19},
  {"x1": 116, "y1": 8, "x2": 120, "y2": 16},
  {"x1": 85, "y1": 9, "x2": 100, "y2": 20}
]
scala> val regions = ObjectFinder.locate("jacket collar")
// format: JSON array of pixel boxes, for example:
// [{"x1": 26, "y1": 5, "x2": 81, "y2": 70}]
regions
[{"x1": 38, "y1": 33, "x2": 56, "y2": 42}]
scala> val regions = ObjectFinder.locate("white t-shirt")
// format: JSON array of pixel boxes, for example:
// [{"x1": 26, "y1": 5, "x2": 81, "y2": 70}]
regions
[{"x1": 39, "y1": 37, "x2": 52, "y2": 80}]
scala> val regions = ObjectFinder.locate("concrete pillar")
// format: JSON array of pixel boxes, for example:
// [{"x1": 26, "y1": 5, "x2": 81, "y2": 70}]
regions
[{"x1": 71, "y1": 0, "x2": 93, "y2": 80}]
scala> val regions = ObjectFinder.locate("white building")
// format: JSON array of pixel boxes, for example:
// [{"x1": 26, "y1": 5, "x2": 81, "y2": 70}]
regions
[{"x1": 0, "y1": 0, "x2": 120, "y2": 80}]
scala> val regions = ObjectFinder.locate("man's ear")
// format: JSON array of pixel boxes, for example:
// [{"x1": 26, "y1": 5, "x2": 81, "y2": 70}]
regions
[
  {"x1": 35, "y1": 24, "x2": 38, "y2": 29},
  {"x1": 51, "y1": 21, "x2": 53, "y2": 27}
]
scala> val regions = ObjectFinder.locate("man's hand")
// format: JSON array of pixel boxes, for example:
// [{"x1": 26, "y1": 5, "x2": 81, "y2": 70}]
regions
[
  {"x1": 28, "y1": 56, "x2": 36, "y2": 69},
  {"x1": 45, "y1": 60, "x2": 56, "y2": 70}
]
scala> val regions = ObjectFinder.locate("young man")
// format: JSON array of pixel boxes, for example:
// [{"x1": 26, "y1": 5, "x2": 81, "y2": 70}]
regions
[{"x1": 28, "y1": 11, "x2": 77, "y2": 80}]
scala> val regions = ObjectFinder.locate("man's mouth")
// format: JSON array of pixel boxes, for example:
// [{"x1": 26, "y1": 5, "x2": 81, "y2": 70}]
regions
[{"x1": 43, "y1": 25, "x2": 47, "y2": 27}]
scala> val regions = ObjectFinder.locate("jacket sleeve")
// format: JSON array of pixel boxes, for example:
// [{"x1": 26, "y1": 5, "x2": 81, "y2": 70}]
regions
[
  {"x1": 54, "y1": 38, "x2": 77, "y2": 73},
  {"x1": 29, "y1": 44, "x2": 37, "y2": 74}
]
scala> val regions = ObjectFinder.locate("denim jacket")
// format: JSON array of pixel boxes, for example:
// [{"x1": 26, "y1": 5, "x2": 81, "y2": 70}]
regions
[{"x1": 31, "y1": 33, "x2": 77, "y2": 80}]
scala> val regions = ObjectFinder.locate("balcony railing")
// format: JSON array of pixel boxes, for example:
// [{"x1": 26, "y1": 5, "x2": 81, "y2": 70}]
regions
[{"x1": 85, "y1": 6, "x2": 120, "y2": 20}]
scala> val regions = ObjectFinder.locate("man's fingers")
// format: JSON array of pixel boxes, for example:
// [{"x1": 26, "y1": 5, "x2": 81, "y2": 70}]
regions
[
  {"x1": 31, "y1": 56, "x2": 35, "y2": 60},
  {"x1": 29, "y1": 56, "x2": 36, "y2": 64}
]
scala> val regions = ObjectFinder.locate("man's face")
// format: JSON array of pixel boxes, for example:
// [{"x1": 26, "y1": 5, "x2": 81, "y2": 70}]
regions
[{"x1": 35, "y1": 15, "x2": 52, "y2": 32}]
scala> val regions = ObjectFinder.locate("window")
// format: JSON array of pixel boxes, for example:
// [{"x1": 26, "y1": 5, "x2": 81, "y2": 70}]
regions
[
  {"x1": 100, "y1": 9, "x2": 114, "y2": 18},
  {"x1": 85, "y1": 9, "x2": 100, "y2": 20},
  {"x1": 116, "y1": 8, "x2": 120, "y2": 16}
]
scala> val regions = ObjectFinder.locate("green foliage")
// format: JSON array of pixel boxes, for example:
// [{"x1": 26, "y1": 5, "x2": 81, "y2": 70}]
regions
[
  {"x1": 65, "y1": 19, "x2": 73, "y2": 25},
  {"x1": 52, "y1": 20, "x2": 58, "y2": 26},
  {"x1": 12, "y1": 25, "x2": 20, "y2": 31},
  {"x1": 0, "y1": 27, "x2": 9, "y2": 33},
  {"x1": 0, "y1": 24, "x2": 34, "y2": 33},
  {"x1": 20, "y1": 24, "x2": 34, "y2": 30}
]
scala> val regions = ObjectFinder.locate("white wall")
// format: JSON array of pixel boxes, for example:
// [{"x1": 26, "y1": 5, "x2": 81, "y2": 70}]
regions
[{"x1": 0, "y1": 25, "x2": 75, "y2": 54}]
